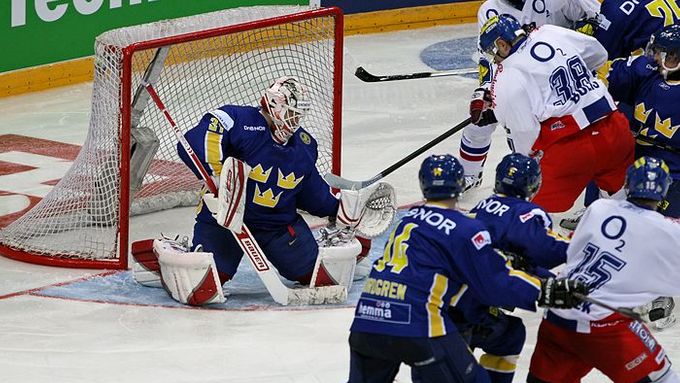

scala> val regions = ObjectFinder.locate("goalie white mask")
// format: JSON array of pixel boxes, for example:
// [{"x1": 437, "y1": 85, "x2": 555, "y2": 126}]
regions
[{"x1": 260, "y1": 76, "x2": 311, "y2": 144}]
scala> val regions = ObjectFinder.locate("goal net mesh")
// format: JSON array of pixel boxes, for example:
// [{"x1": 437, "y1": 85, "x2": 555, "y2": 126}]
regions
[{"x1": 0, "y1": 6, "x2": 341, "y2": 268}]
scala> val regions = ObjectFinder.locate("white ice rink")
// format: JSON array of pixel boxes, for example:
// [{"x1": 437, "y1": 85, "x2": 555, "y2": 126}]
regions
[{"x1": 1, "y1": 23, "x2": 680, "y2": 383}]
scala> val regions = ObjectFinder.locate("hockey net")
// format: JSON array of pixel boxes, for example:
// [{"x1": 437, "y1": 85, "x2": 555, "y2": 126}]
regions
[{"x1": 0, "y1": 6, "x2": 343, "y2": 269}]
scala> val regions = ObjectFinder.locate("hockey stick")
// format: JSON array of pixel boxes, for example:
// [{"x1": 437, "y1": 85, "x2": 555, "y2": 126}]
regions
[
  {"x1": 634, "y1": 133, "x2": 680, "y2": 155},
  {"x1": 143, "y1": 82, "x2": 347, "y2": 306},
  {"x1": 355, "y1": 66, "x2": 478, "y2": 82},
  {"x1": 325, "y1": 117, "x2": 472, "y2": 189},
  {"x1": 573, "y1": 292, "x2": 643, "y2": 322}
]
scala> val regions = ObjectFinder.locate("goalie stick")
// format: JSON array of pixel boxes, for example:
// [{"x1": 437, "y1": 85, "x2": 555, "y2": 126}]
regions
[
  {"x1": 573, "y1": 292, "x2": 643, "y2": 322},
  {"x1": 355, "y1": 66, "x2": 478, "y2": 82},
  {"x1": 143, "y1": 82, "x2": 347, "y2": 306},
  {"x1": 325, "y1": 118, "x2": 472, "y2": 190}
]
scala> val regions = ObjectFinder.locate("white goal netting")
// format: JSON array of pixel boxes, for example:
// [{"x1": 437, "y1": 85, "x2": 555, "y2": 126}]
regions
[{"x1": 0, "y1": 6, "x2": 342, "y2": 268}]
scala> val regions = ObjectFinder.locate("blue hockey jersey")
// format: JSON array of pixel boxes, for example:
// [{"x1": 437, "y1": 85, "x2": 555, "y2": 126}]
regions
[
  {"x1": 178, "y1": 105, "x2": 339, "y2": 229},
  {"x1": 607, "y1": 55, "x2": 680, "y2": 178},
  {"x1": 470, "y1": 194, "x2": 568, "y2": 270},
  {"x1": 594, "y1": 0, "x2": 677, "y2": 59},
  {"x1": 350, "y1": 203, "x2": 541, "y2": 338}
]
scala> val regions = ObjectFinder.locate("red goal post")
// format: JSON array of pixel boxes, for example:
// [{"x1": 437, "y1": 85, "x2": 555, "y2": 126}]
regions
[{"x1": 0, "y1": 6, "x2": 344, "y2": 269}]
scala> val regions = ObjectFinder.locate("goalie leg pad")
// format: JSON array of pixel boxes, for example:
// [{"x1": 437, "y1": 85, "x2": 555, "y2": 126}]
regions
[
  {"x1": 310, "y1": 237, "x2": 362, "y2": 289},
  {"x1": 132, "y1": 239, "x2": 162, "y2": 288},
  {"x1": 155, "y1": 239, "x2": 226, "y2": 306}
]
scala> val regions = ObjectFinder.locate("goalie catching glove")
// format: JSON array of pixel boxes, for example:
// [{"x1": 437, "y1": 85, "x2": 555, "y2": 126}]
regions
[
  {"x1": 336, "y1": 182, "x2": 397, "y2": 238},
  {"x1": 202, "y1": 157, "x2": 250, "y2": 233}
]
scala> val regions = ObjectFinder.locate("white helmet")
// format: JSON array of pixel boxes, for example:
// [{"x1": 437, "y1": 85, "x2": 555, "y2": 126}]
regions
[{"x1": 260, "y1": 76, "x2": 311, "y2": 144}]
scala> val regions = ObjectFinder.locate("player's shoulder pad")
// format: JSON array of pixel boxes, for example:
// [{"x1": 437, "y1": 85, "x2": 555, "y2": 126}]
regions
[
  {"x1": 625, "y1": 55, "x2": 659, "y2": 78},
  {"x1": 516, "y1": 202, "x2": 552, "y2": 228},
  {"x1": 295, "y1": 127, "x2": 319, "y2": 156}
]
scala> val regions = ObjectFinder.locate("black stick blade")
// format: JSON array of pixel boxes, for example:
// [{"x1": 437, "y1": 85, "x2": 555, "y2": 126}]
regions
[{"x1": 354, "y1": 66, "x2": 381, "y2": 82}]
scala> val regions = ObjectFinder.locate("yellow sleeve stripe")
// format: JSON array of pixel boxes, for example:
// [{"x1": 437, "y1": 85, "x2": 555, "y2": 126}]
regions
[
  {"x1": 205, "y1": 130, "x2": 223, "y2": 176},
  {"x1": 509, "y1": 268, "x2": 542, "y2": 289},
  {"x1": 546, "y1": 228, "x2": 569, "y2": 243},
  {"x1": 449, "y1": 284, "x2": 468, "y2": 307},
  {"x1": 479, "y1": 354, "x2": 518, "y2": 373},
  {"x1": 426, "y1": 273, "x2": 449, "y2": 338},
  {"x1": 502, "y1": 257, "x2": 541, "y2": 289}
]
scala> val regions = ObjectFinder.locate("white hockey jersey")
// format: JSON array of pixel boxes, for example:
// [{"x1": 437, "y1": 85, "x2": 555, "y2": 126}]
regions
[
  {"x1": 477, "y1": 0, "x2": 599, "y2": 30},
  {"x1": 491, "y1": 25, "x2": 615, "y2": 155},
  {"x1": 550, "y1": 199, "x2": 680, "y2": 327}
]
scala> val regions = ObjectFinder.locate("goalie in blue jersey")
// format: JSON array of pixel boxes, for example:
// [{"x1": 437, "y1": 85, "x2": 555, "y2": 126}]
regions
[
  {"x1": 131, "y1": 77, "x2": 396, "y2": 306},
  {"x1": 347, "y1": 154, "x2": 587, "y2": 383}
]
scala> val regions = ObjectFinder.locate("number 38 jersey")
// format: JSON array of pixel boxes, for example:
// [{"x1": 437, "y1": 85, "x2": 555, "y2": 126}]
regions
[
  {"x1": 551, "y1": 199, "x2": 680, "y2": 323},
  {"x1": 350, "y1": 203, "x2": 541, "y2": 338},
  {"x1": 492, "y1": 25, "x2": 617, "y2": 155}
]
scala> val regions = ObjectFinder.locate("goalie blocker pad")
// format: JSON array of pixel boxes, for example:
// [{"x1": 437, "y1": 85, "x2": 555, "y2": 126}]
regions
[
  {"x1": 310, "y1": 237, "x2": 362, "y2": 289},
  {"x1": 154, "y1": 239, "x2": 226, "y2": 306},
  {"x1": 202, "y1": 157, "x2": 251, "y2": 233}
]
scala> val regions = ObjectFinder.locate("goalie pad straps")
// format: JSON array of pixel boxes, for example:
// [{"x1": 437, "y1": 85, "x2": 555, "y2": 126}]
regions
[
  {"x1": 310, "y1": 237, "x2": 362, "y2": 289},
  {"x1": 154, "y1": 239, "x2": 226, "y2": 306},
  {"x1": 202, "y1": 157, "x2": 251, "y2": 233},
  {"x1": 337, "y1": 182, "x2": 397, "y2": 239}
]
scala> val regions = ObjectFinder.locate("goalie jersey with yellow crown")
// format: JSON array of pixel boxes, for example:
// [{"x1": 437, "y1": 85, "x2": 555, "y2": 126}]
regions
[{"x1": 179, "y1": 104, "x2": 339, "y2": 229}]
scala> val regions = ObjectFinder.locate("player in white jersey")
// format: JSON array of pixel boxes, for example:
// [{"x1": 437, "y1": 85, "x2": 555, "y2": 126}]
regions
[
  {"x1": 528, "y1": 157, "x2": 680, "y2": 383},
  {"x1": 471, "y1": 14, "x2": 634, "y2": 213},
  {"x1": 460, "y1": 0, "x2": 599, "y2": 191}
]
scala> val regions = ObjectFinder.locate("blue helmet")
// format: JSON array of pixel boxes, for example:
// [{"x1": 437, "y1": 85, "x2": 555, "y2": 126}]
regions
[
  {"x1": 479, "y1": 14, "x2": 525, "y2": 60},
  {"x1": 494, "y1": 153, "x2": 542, "y2": 200},
  {"x1": 625, "y1": 157, "x2": 672, "y2": 201},
  {"x1": 419, "y1": 154, "x2": 465, "y2": 200},
  {"x1": 646, "y1": 24, "x2": 680, "y2": 78}
]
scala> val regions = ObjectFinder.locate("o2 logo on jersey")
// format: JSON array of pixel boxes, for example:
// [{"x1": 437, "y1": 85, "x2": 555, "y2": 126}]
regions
[{"x1": 546, "y1": 54, "x2": 600, "y2": 106}]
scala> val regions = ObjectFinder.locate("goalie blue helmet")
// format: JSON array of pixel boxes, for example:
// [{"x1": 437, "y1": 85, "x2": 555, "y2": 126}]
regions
[
  {"x1": 625, "y1": 157, "x2": 672, "y2": 201},
  {"x1": 494, "y1": 153, "x2": 542, "y2": 200},
  {"x1": 479, "y1": 14, "x2": 525, "y2": 61},
  {"x1": 419, "y1": 154, "x2": 465, "y2": 200}
]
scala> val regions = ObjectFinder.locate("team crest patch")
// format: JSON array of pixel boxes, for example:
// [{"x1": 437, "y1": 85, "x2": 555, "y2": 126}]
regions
[
  {"x1": 519, "y1": 211, "x2": 535, "y2": 223},
  {"x1": 300, "y1": 132, "x2": 311, "y2": 145},
  {"x1": 471, "y1": 231, "x2": 491, "y2": 250},
  {"x1": 550, "y1": 121, "x2": 566, "y2": 131}
]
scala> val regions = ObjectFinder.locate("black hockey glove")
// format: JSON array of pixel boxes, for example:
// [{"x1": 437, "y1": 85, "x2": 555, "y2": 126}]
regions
[
  {"x1": 537, "y1": 277, "x2": 587, "y2": 309},
  {"x1": 469, "y1": 88, "x2": 497, "y2": 126}
]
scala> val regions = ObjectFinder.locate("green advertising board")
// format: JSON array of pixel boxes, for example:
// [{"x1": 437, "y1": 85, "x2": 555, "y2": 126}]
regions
[{"x1": 2, "y1": 0, "x2": 308, "y2": 73}]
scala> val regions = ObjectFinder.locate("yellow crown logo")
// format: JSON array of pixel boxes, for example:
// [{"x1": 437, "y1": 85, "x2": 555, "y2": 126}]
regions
[
  {"x1": 277, "y1": 169, "x2": 304, "y2": 189},
  {"x1": 253, "y1": 184, "x2": 282, "y2": 208},
  {"x1": 249, "y1": 164, "x2": 272, "y2": 183}
]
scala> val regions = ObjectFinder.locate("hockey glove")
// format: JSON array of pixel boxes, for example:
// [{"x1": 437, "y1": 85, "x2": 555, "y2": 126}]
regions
[
  {"x1": 537, "y1": 277, "x2": 588, "y2": 309},
  {"x1": 469, "y1": 88, "x2": 497, "y2": 126}
]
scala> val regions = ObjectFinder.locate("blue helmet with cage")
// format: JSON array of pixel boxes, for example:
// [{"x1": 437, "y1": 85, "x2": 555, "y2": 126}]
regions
[
  {"x1": 494, "y1": 153, "x2": 542, "y2": 200},
  {"x1": 479, "y1": 14, "x2": 525, "y2": 61},
  {"x1": 646, "y1": 24, "x2": 680, "y2": 78},
  {"x1": 625, "y1": 157, "x2": 672, "y2": 201},
  {"x1": 419, "y1": 154, "x2": 465, "y2": 200}
]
